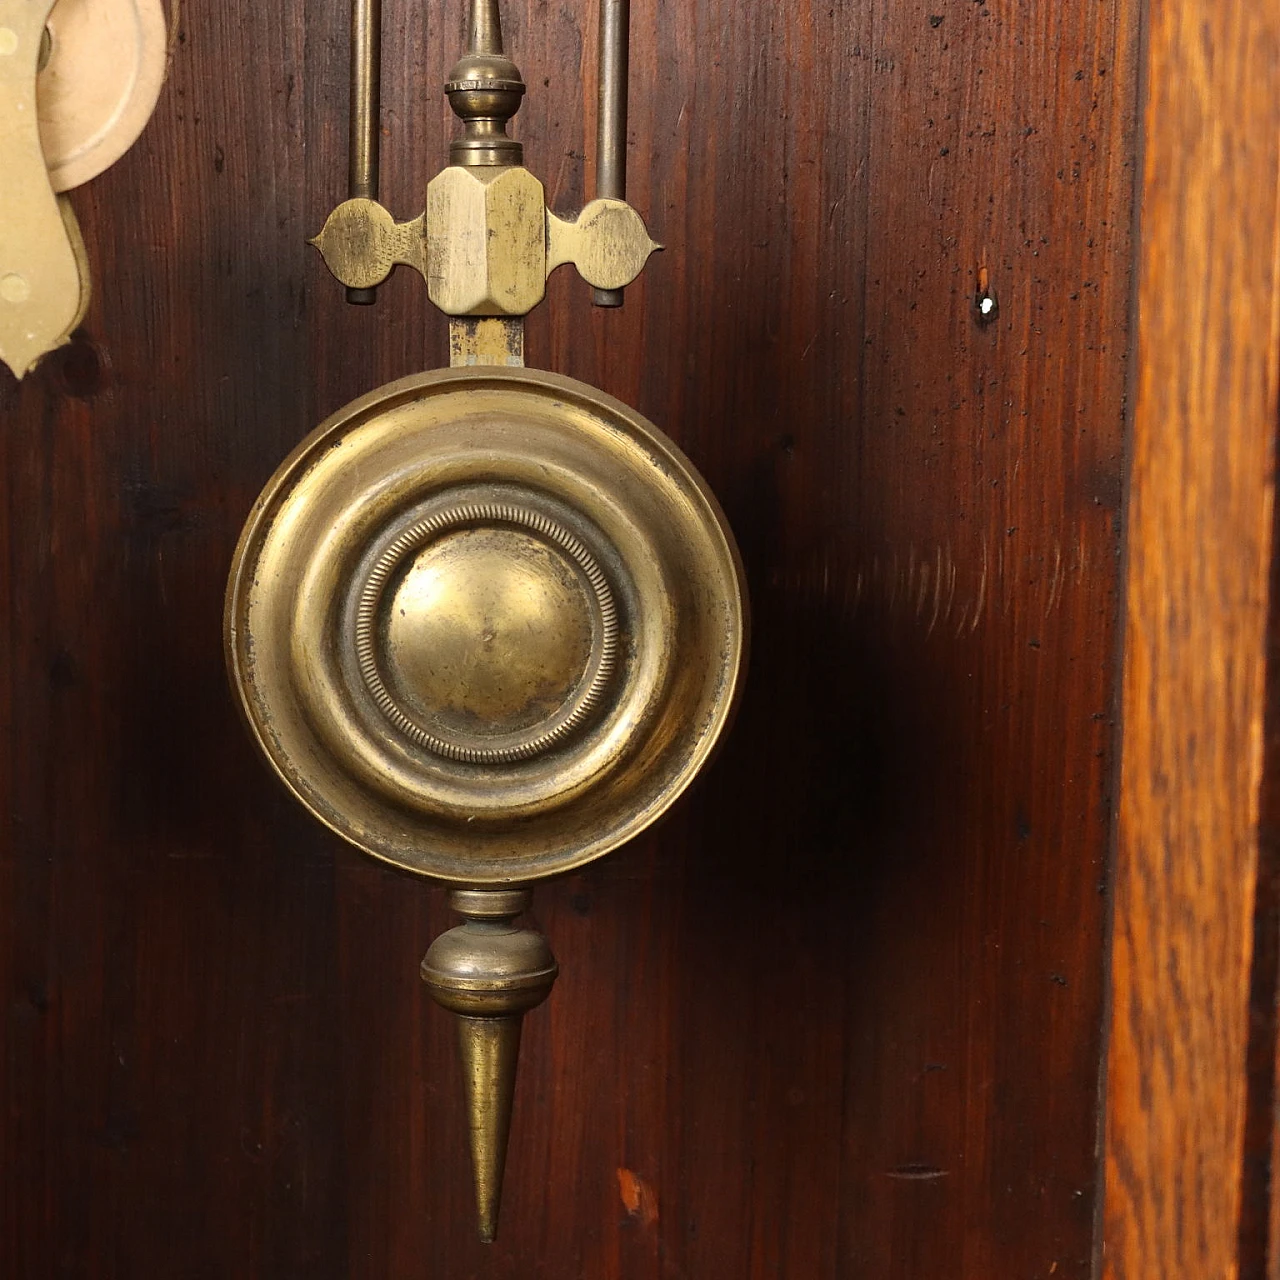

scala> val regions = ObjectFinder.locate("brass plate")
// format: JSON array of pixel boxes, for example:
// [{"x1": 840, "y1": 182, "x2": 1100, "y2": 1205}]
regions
[
  {"x1": 226, "y1": 367, "x2": 746, "y2": 884},
  {"x1": 38, "y1": 0, "x2": 167, "y2": 193}
]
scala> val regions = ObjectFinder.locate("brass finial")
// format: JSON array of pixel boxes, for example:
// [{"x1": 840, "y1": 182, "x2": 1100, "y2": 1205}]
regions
[
  {"x1": 445, "y1": 0, "x2": 526, "y2": 167},
  {"x1": 420, "y1": 888, "x2": 558, "y2": 1242}
]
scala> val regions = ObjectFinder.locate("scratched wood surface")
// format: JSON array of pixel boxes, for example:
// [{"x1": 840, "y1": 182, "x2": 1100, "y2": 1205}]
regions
[
  {"x1": 0, "y1": 1, "x2": 1139, "y2": 1276},
  {"x1": 1101, "y1": 4, "x2": 1280, "y2": 1279}
]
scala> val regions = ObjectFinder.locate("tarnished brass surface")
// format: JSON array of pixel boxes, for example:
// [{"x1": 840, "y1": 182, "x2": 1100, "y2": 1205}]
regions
[
  {"x1": 448, "y1": 316, "x2": 524, "y2": 367},
  {"x1": 426, "y1": 165, "x2": 546, "y2": 315},
  {"x1": 546, "y1": 198, "x2": 659, "y2": 293},
  {"x1": 310, "y1": 0, "x2": 658, "y2": 316},
  {"x1": 420, "y1": 888, "x2": 558, "y2": 1243},
  {"x1": 592, "y1": 0, "x2": 629, "y2": 306},
  {"x1": 359, "y1": 501, "x2": 616, "y2": 763},
  {"x1": 348, "y1": 0, "x2": 381, "y2": 202},
  {"x1": 313, "y1": 175, "x2": 657, "y2": 312},
  {"x1": 225, "y1": 366, "x2": 746, "y2": 885},
  {"x1": 445, "y1": 0, "x2": 524, "y2": 169},
  {"x1": 310, "y1": 198, "x2": 425, "y2": 292},
  {"x1": 345, "y1": 0, "x2": 381, "y2": 302}
]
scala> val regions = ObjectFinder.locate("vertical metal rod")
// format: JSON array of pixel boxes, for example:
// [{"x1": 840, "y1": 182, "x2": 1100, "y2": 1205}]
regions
[
  {"x1": 470, "y1": 0, "x2": 504, "y2": 55},
  {"x1": 347, "y1": 0, "x2": 382, "y2": 304},
  {"x1": 593, "y1": 0, "x2": 629, "y2": 307}
]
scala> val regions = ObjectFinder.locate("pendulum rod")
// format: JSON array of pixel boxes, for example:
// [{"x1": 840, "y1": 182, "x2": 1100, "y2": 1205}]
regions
[
  {"x1": 593, "y1": 0, "x2": 630, "y2": 307},
  {"x1": 347, "y1": 0, "x2": 382, "y2": 304},
  {"x1": 443, "y1": 0, "x2": 528, "y2": 369},
  {"x1": 469, "y1": 0, "x2": 501, "y2": 52},
  {"x1": 425, "y1": 2, "x2": 541, "y2": 1242},
  {"x1": 448, "y1": 316, "x2": 525, "y2": 368}
]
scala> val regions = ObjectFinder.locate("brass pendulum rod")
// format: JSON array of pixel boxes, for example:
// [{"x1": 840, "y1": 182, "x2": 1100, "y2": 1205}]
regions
[
  {"x1": 347, "y1": 0, "x2": 382, "y2": 304},
  {"x1": 443, "y1": 0, "x2": 528, "y2": 369},
  {"x1": 593, "y1": 0, "x2": 630, "y2": 307},
  {"x1": 468, "y1": 0, "x2": 501, "y2": 53},
  {"x1": 420, "y1": 890, "x2": 558, "y2": 1243}
]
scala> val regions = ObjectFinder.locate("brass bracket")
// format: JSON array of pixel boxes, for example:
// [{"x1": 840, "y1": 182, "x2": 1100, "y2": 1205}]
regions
[
  {"x1": 311, "y1": 180, "x2": 659, "y2": 317},
  {"x1": 310, "y1": 0, "x2": 658, "y2": 320}
]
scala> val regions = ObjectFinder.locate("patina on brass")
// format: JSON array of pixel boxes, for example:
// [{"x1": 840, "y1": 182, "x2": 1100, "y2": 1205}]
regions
[
  {"x1": 421, "y1": 889, "x2": 558, "y2": 1242},
  {"x1": 592, "y1": 0, "x2": 629, "y2": 307},
  {"x1": 448, "y1": 315, "x2": 523, "y2": 367},
  {"x1": 226, "y1": 366, "x2": 745, "y2": 884},
  {"x1": 230, "y1": 0, "x2": 747, "y2": 1243},
  {"x1": 310, "y1": 0, "x2": 659, "y2": 315},
  {"x1": 345, "y1": 0, "x2": 381, "y2": 303},
  {"x1": 227, "y1": 366, "x2": 746, "y2": 1238}
]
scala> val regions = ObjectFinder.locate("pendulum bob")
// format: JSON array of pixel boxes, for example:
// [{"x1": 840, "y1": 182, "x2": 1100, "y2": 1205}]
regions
[{"x1": 224, "y1": 367, "x2": 747, "y2": 1236}]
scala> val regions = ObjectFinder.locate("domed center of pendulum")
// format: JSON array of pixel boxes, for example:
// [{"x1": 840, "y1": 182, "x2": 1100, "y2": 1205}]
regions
[
  {"x1": 356, "y1": 499, "x2": 620, "y2": 765},
  {"x1": 384, "y1": 526, "x2": 596, "y2": 739},
  {"x1": 421, "y1": 889, "x2": 558, "y2": 1243}
]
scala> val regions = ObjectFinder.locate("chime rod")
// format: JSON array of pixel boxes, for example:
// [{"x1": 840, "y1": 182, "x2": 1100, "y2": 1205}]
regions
[
  {"x1": 347, "y1": 0, "x2": 383, "y2": 304},
  {"x1": 593, "y1": 0, "x2": 629, "y2": 307}
]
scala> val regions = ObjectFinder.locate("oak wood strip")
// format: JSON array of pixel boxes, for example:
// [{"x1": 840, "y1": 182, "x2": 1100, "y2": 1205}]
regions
[{"x1": 1101, "y1": 4, "x2": 1280, "y2": 1277}]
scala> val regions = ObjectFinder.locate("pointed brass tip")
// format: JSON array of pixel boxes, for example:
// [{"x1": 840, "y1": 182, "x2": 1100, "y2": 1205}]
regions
[
  {"x1": 458, "y1": 1015, "x2": 522, "y2": 1243},
  {"x1": 421, "y1": 889, "x2": 558, "y2": 1242}
]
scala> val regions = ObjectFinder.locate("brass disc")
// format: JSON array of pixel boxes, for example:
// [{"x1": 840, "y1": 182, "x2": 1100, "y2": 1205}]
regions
[
  {"x1": 226, "y1": 367, "x2": 747, "y2": 884},
  {"x1": 38, "y1": 0, "x2": 168, "y2": 193}
]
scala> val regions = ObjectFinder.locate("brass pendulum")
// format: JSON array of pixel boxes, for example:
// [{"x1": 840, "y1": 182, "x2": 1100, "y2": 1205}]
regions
[{"x1": 228, "y1": 0, "x2": 744, "y2": 1247}]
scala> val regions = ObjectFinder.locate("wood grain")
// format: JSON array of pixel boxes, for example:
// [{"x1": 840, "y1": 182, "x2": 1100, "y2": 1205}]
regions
[
  {"x1": 0, "y1": 1, "x2": 1139, "y2": 1275},
  {"x1": 1101, "y1": 4, "x2": 1280, "y2": 1279}
]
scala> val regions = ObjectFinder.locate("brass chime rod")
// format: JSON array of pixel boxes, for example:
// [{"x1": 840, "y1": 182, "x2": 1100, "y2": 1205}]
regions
[
  {"x1": 347, "y1": 0, "x2": 382, "y2": 304},
  {"x1": 593, "y1": 0, "x2": 630, "y2": 306}
]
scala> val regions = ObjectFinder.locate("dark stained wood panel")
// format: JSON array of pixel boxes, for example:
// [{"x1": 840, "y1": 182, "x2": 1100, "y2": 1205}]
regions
[
  {"x1": 1101, "y1": 3, "x2": 1280, "y2": 1278},
  {"x1": 1, "y1": 1, "x2": 1138, "y2": 1276}
]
